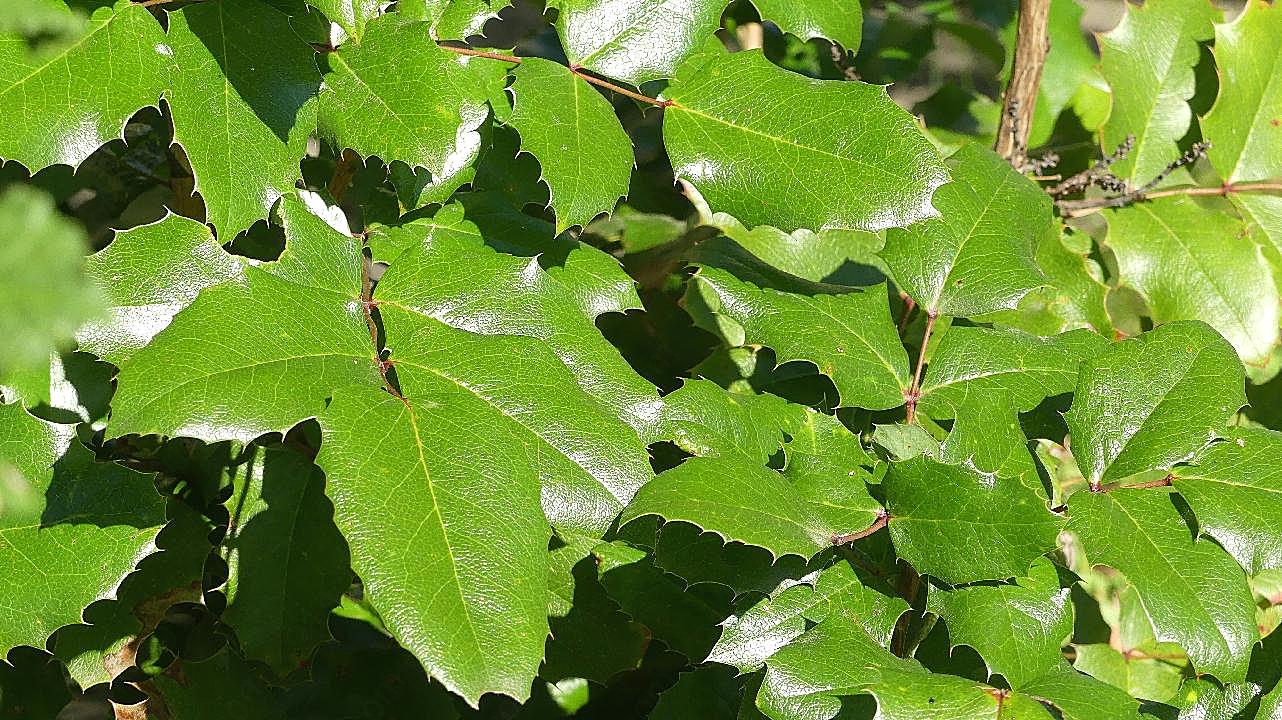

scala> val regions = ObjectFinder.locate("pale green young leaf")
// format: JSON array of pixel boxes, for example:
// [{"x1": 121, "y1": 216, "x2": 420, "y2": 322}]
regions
[
  {"x1": 167, "y1": 0, "x2": 320, "y2": 236},
  {"x1": 1067, "y1": 488, "x2": 1256, "y2": 683},
  {"x1": 659, "y1": 379, "x2": 806, "y2": 464},
  {"x1": 749, "y1": 0, "x2": 861, "y2": 53},
  {"x1": 508, "y1": 57, "x2": 632, "y2": 232},
  {"x1": 1065, "y1": 321, "x2": 1245, "y2": 487},
  {"x1": 79, "y1": 214, "x2": 243, "y2": 365},
  {"x1": 1171, "y1": 427, "x2": 1282, "y2": 575},
  {"x1": 553, "y1": 0, "x2": 726, "y2": 85},
  {"x1": 1200, "y1": 0, "x2": 1282, "y2": 184},
  {"x1": 881, "y1": 143, "x2": 1049, "y2": 317},
  {"x1": 663, "y1": 50, "x2": 948, "y2": 233},
  {"x1": 1105, "y1": 197, "x2": 1279, "y2": 373},
  {"x1": 926, "y1": 558, "x2": 1072, "y2": 687},
  {"x1": 1097, "y1": 0, "x2": 1217, "y2": 183},
  {"x1": 0, "y1": 1, "x2": 165, "y2": 170},
  {"x1": 884, "y1": 456, "x2": 1062, "y2": 584}
]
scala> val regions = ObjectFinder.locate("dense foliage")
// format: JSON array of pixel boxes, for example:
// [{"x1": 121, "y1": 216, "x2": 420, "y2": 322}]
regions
[{"x1": 2, "y1": 0, "x2": 1281, "y2": 717}]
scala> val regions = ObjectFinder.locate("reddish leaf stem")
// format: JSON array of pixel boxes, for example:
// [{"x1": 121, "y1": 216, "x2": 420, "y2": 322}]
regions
[
  {"x1": 904, "y1": 310, "x2": 938, "y2": 424},
  {"x1": 1094, "y1": 474, "x2": 1173, "y2": 493},
  {"x1": 832, "y1": 511, "x2": 889, "y2": 545}
]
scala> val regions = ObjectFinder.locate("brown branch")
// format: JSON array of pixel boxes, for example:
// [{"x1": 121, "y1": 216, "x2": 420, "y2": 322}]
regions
[
  {"x1": 1047, "y1": 135, "x2": 1134, "y2": 197},
  {"x1": 832, "y1": 511, "x2": 889, "y2": 545},
  {"x1": 904, "y1": 311, "x2": 938, "y2": 424},
  {"x1": 1058, "y1": 179, "x2": 1282, "y2": 218},
  {"x1": 995, "y1": 0, "x2": 1051, "y2": 167}
]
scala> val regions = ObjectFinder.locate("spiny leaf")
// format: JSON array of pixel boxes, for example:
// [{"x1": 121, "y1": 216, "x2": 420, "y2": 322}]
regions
[
  {"x1": 0, "y1": 1, "x2": 165, "y2": 170},
  {"x1": 663, "y1": 49, "x2": 949, "y2": 233},
  {"x1": 507, "y1": 57, "x2": 632, "y2": 232},
  {"x1": 552, "y1": 0, "x2": 727, "y2": 86},
  {"x1": 1067, "y1": 488, "x2": 1257, "y2": 683},
  {"x1": 166, "y1": 0, "x2": 320, "y2": 235},
  {"x1": 1200, "y1": 0, "x2": 1282, "y2": 184},
  {"x1": 1065, "y1": 321, "x2": 1245, "y2": 488},
  {"x1": 1105, "y1": 197, "x2": 1280, "y2": 373},
  {"x1": 880, "y1": 143, "x2": 1049, "y2": 317},
  {"x1": 749, "y1": 0, "x2": 861, "y2": 53}
]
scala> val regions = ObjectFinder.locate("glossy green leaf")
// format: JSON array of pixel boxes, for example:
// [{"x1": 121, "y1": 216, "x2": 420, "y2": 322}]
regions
[
  {"x1": 1201, "y1": 0, "x2": 1282, "y2": 184},
  {"x1": 884, "y1": 456, "x2": 1063, "y2": 584},
  {"x1": 687, "y1": 266, "x2": 909, "y2": 410},
  {"x1": 305, "y1": 0, "x2": 380, "y2": 39},
  {"x1": 1071, "y1": 643, "x2": 1184, "y2": 704},
  {"x1": 0, "y1": 403, "x2": 165, "y2": 654},
  {"x1": 881, "y1": 143, "x2": 1049, "y2": 317},
  {"x1": 167, "y1": 0, "x2": 320, "y2": 235},
  {"x1": 0, "y1": 1, "x2": 164, "y2": 170},
  {"x1": 782, "y1": 411, "x2": 881, "y2": 537},
  {"x1": 1105, "y1": 197, "x2": 1279, "y2": 372},
  {"x1": 1065, "y1": 321, "x2": 1245, "y2": 488},
  {"x1": 1018, "y1": 665, "x2": 1146, "y2": 720},
  {"x1": 926, "y1": 558, "x2": 1072, "y2": 686},
  {"x1": 939, "y1": 390, "x2": 1040, "y2": 485},
  {"x1": 919, "y1": 327, "x2": 1108, "y2": 418},
  {"x1": 663, "y1": 50, "x2": 949, "y2": 233},
  {"x1": 508, "y1": 57, "x2": 632, "y2": 232},
  {"x1": 620, "y1": 455, "x2": 833, "y2": 559},
  {"x1": 320, "y1": 16, "x2": 501, "y2": 179},
  {"x1": 553, "y1": 0, "x2": 726, "y2": 85},
  {"x1": 1171, "y1": 427, "x2": 1282, "y2": 575},
  {"x1": 0, "y1": 187, "x2": 102, "y2": 384},
  {"x1": 659, "y1": 379, "x2": 805, "y2": 464},
  {"x1": 1067, "y1": 488, "x2": 1256, "y2": 683},
  {"x1": 750, "y1": 0, "x2": 861, "y2": 53},
  {"x1": 79, "y1": 214, "x2": 243, "y2": 365},
  {"x1": 1098, "y1": 0, "x2": 1217, "y2": 183},
  {"x1": 221, "y1": 446, "x2": 350, "y2": 676},
  {"x1": 651, "y1": 521, "x2": 820, "y2": 597}
]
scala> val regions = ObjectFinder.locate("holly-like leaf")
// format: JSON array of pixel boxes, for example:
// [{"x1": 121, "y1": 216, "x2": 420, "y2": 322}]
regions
[
  {"x1": 221, "y1": 446, "x2": 350, "y2": 677},
  {"x1": 507, "y1": 57, "x2": 632, "y2": 232},
  {"x1": 1097, "y1": 0, "x2": 1217, "y2": 183},
  {"x1": 1065, "y1": 321, "x2": 1245, "y2": 488},
  {"x1": 553, "y1": 0, "x2": 726, "y2": 86},
  {"x1": 663, "y1": 50, "x2": 949, "y2": 233},
  {"x1": 880, "y1": 143, "x2": 1049, "y2": 317},
  {"x1": 1067, "y1": 488, "x2": 1257, "y2": 683},
  {"x1": 749, "y1": 0, "x2": 861, "y2": 53},
  {"x1": 620, "y1": 455, "x2": 834, "y2": 560},
  {"x1": 167, "y1": 0, "x2": 320, "y2": 235},
  {"x1": 1105, "y1": 197, "x2": 1279, "y2": 373},
  {"x1": 0, "y1": 1, "x2": 164, "y2": 170},
  {"x1": 1019, "y1": 665, "x2": 1146, "y2": 720},
  {"x1": 153, "y1": 647, "x2": 286, "y2": 720},
  {"x1": 884, "y1": 456, "x2": 1063, "y2": 584},
  {"x1": 0, "y1": 187, "x2": 102, "y2": 385},
  {"x1": 320, "y1": 16, "x2": 501, "y2": 179},
  {"x1": 685, "y1": 266, "x2": 910, "y2": 410},
  {"x1": 708, "y1": 560, "x2": 907, "y2": 672},
  {"x1": 652, "y1": 521, "x2": 820, "y2": 598},
  {"x1": 0, "y1": 403, "x2": 165, "y2": 654},
  {"x1": 79, "y1": 214, "x2": 243, "y2": 365},
  {"x1": 919, "y1": 327, "x2": 1108, "y2": 419},
  {"x1": 305, "y1": 0, "x2": 380, "y2": 39},
  {"x1": 926, "y1": 558, "x2": 1072, "y2": 686},
  {"x1": 1200, "y1": 0, "x2": 1282, "y2": 184},
  {"x1": 782, "y1": 411, "x2": 882, "y2": 537},
  {"x1": 659, "y1": 379, "x2": 806, "y2": 463},
  {"x1": 939, "y1": 390, "x2": 1040, "y2": 485},
  {"x1": 1171, "y1": 427, "x2": 1282, "y2": 575}
]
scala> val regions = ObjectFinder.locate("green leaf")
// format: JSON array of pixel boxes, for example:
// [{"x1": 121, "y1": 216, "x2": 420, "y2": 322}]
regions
[
  {"x1": 153, "y1": 647, "x2": 286, "y2": 720},
  {"x1": 749, "y1": 0, "x2": 861, "y2": 53},
  {"x1": 305, "y1": 0, "x2": 380, "y2": 39},
  {"x1": 320, "y1": 16, "x2": 502, "y2": 179},
  {"x1": 373, "y1": 205, "x2": 662, "y2": 437},
  {"x1": 1105, "y1": 197, "x2": 1280, "y2": 373},
  {"x1": 0, "y1": 403, "x2": 165, "y2": 654},
  {"x1": 1067, "y1": 488, "x2": 1257, "y2": 683},
  {"x1": 0, "y1": 187, "x2": 102, "y2": 384},
  {"x1": 782, "y1": 411, "x2": 882, "y2": 537},
  {"x1": 926, "y1": 558, "x2": 1072, "y2": 686},
  {"x1": 1018, "y1": 665, "x2": 1146, "y2": 720},
  {"x1": 1027, "y1": 0, "x2": 1107, "y2": 146},
  {"x1": 167, "y1": 0, "x2": 320, "y2": 235},
  {"x1": 652, "y1": 665, "x2": 741, "y2": 720},
  {"x1": 620, "y1": 455, "x2": 834, "y2": 559},
  {"x1": 1071, "y1": 643, "x2": 1185, "y2": 704},
  {"x1": 1170, "y1": 427, "x2": 1282, "y2": 575},
  {"x1": 1065, "y1": 321, "x2": 1245, "y2": 488},
  {"x1": 507, "y1": 57, "x2": 632, "y2": 232},
  {"x1": 919, "y1": 327, "x2": 1108, "y2": 419},
  {"x1": 1200, "y1": 0, "x2": 1282, "y2": 184},
  {"x1": 79, "y1": 214, "x2": 243, "y2": 365},
  {"x1": 651, "y1": 521, "x2": 820, "y2": 597},
  {"x1": 663, "y1": 50, "x2": 949, "y2": 233},
  {"x1": 884, "y1": 456, "x2": 1063, "y2": 584},
  {"x1": 1097, "y1": 0, "x2": 1217, "y2": 184},
  {"x1": 686, "y1": 267, "x2": 910, "y2": 410},
  {"x1": 108, "y1": 198, "x2": 379, "y2": 443},
  {"x1": 659, "y1": 379, "x2": 805, "y2": 463},
  {"x1": 0, "y1": 1, "x2": 164, "y2": 170},
  {"x1": 553, "y1": 0, "x2": 727, "y2": 85},
  {"x1": 880, "y1": 143, "x2": 1049, "y2": 316},
  {"x1": 221, "y1": 446, "x2": 350, "y2": 677},
  {"x1": 939, "y1": 390, "x2": 1040, "y2": 485},
  {"x1": 708, "y1": 560, "x2": 907, "y2": 672}
]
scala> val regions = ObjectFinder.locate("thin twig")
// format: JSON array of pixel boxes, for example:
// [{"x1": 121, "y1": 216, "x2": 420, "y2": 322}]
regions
[
  {"x1": 1058, "y1": 178, "x2": 1282, "y2": 217},
  {"x1": 904, "y1": 311, "x2": 938, "y2": 424},
  {"x1": 1047, "y1": 135, "x2": 1134, "y2": 197},
  {"x1": 1094, "y1": 474, "x2": 1173, "y2": 493},
  {"x1": 832, "y1": 511, "x2": 889, "y2": 545},
  {"x1": 995, "y1": 0, "x2": 1051, "y2": 167},
  {"x1": 437, "y1": 44, "x2": 525, "y2": 64}
]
